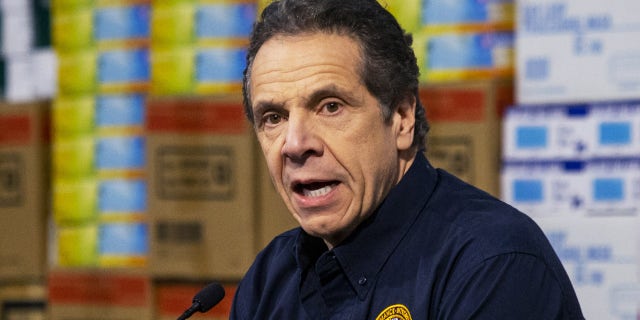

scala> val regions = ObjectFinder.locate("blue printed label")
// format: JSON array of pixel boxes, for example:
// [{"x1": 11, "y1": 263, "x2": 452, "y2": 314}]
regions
[
  {"x1": 525, "y1": 57, "x2": 549, "y2": 80},
  {"x1": 96, "y1": 136, "x2": 145, "y2": 169},
  {"x1": 99, "y1": 223, "x2": 148, "y2": 255},
  {"x1": 196, "y1": 3, "x2": 256, "y2": 38},
  {"x1": 422, "y1": 0, "x2": 513, "y2": 24},
  {"x1": 196, "y1": 47, "x2": 246, "y2": 82},
  {"x1": 593, "y1": 178, "x2": 624, "y2": 201},
  {"x1": 99, "y1": 179, "x2": 147, "y2": 212},
  {"x1": 427, "y1": 31, "x2": 514, "y2": 69},
  {"x1": 599, "y1": 122, "x2": 631, "y2": 145},
  {"x1": 96, "y1": 94, "x2": 145, "y2": 127},
  {"x1": 95, "y1": 5, "x2": 150, "y2": 41},
  {"x1": 516, "y1": 126, "x2": 548, "y2": 149},
  {"x1": 99, "y1": 48, "x2": 150, "y2": 83},
  {"x1": 513, "y1": 179, "x2": 544, "y2": 202}
]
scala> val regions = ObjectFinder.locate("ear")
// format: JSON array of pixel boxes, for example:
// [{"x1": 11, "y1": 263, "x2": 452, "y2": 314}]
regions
[{"x1": 394, "y1": 94, "x2": 416, "y2": 151}]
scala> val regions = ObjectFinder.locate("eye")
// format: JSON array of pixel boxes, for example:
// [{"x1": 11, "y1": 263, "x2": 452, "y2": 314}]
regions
[
  {"x1": 322, "y1": 102, "x2": 342, "y2": 114},
  {"x1": 263, "y1": 112, "x2": 286, "y2": 126}
]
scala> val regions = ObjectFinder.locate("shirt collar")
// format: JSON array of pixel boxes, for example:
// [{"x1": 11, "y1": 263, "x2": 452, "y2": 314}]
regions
[{"x1": 294, "y1": 153, "x2": 439, "y2": 299}]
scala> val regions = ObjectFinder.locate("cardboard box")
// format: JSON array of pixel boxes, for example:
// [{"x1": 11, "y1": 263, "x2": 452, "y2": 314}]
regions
[
  {"x1": 421, "y1": 0, "x2": 514, "y2": 27},
  {"x1": 53, "y1": 3, "x2": 149, "y2": 51},
  {"x1": 146, "y1": 98, "x2": 256, "y2": 280},
  {"x1": 151, "y1": 2, "x2": 255, "y2": 45},
  {"x1": 150, "y1": 45, "x2": 246, "y2": 96},
  {"x1": 0, "y1": 101, "x2": 49, "y2": 281},
  {"x1": 420, "y1": 80, "x2": 513, "y2": 197},
  {"x1": 154, "y1": 281, "x2": 237, "y2": 320},
  {"x1": 414, "y1": 27, "x2": 514, "y2": 83},
  {"x1": 516, "y1": 0, "x2": 640, "y2": 104},
  {"x1": 48, "y1": 269, "x2": 152, "y2": 320},
  {"x1": 57, "y1": 47, "x2": 150, "y2": 96}
]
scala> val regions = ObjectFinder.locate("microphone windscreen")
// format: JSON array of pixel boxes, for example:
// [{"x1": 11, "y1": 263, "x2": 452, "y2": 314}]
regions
[{"x1": 193, "y1": 283, "x2": 225, "y2": 312}]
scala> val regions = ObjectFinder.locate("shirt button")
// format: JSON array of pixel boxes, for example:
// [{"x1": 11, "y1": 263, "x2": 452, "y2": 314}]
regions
[{"x1": 358, "y1": 276, "x2": 367, "y2": 286}]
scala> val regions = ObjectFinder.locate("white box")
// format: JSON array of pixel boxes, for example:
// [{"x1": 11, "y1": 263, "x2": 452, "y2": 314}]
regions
[
  {"x1": 1, "y1": 3, "x2": 33, "y2": 55},
  {"x1": 503, "y1": 104, "x2": 590, "y2": 161},
  {"x1": 4, "y1": 50, "x2": 58, "y2": 103},
  {"x1": 502, "y1": 157, "x2": 640, "y2": 218},
  {"x1": 501, "y1": 160, "x2": 588, "y2": 217},
  {"x1": 534, "y1": 216, "x2": 640, "y2": 320},
  {"x1": 516, "y1": 0, "x2": 640, "y2": 104},
  {"x1": 503, "y1": 101, "x2": 640, "y2": 161}
]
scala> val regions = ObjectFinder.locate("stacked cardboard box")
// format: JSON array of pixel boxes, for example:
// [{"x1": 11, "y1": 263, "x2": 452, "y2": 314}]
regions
[
  {"x1": 146, "y1": 98, "x2": 257, "y2": 280},
  {"x1": 410, "y1": 0, "x2": 515, "y2": 83},
  {"x1": 146, "y1": 2, "x2": 261, "y2": 317},
  {"x1": 50, "y1": 2, "x2": 153, "y2": 318},
  {"x1": 0, "y1": 101, "x2": 49, "y2": 281},
  {"x1": 420, "y1": 80, "x2": 513, "y2": 197},
  {"x1": 47, "y1": 269, "x2": 152, "y2": 320},
  {"x1": 52, "y1": 0, "x2": 150, "y2": 269},
  {"x1": 503, "y1": 1, "x2": 640, "y2": 318},
  {"x1": 150, "y1": 0, "x2": 255, "y2": 96}
]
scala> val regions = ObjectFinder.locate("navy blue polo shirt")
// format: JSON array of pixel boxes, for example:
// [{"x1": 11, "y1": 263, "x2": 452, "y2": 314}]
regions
[{"x1": 230, "y1": 153, "x2": 584, "y2": 319}]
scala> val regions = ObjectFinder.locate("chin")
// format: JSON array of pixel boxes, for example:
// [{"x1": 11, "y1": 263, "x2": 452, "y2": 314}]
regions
[{"x1": 300, "y1": 221, "x2": 339, "y2": 239}]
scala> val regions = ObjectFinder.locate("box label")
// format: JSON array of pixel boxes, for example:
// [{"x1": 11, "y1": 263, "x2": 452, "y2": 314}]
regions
[
  {"x1": 196, "y1": 3, "x2": 256, "y2": 39},
  {"x1": 0, "y1": 116, "x2": 30, "y2": 145},
  {"x1": 147, "y1": 101, "x2": 246, "y2": 134},
  {"x1": 426, "y1": 136, "x2": 473, "y2": 182},
  {"x1": 0, "y1": 153, "x2": 22, "y2": 207},
  {"x1": 48, "y1": 272, "x2": 149, "y2": 307},
  {"x1": 156, "y1": 146, "x2": 234, "y2": 201},
  {"x1": 420, "y1": 87, "x2": 486, "y2": 122}
]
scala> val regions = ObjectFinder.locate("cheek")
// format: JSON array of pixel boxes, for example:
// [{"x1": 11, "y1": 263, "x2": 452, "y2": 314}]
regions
[
  {"x1": 258, "y1": 132, "x2": 282, "y2": 160},
  {"x1": 257, "y1": 134, "x2": 281, "y2": 171}
]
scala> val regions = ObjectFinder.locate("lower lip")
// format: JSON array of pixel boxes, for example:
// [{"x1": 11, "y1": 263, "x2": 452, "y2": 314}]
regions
[{"x1": 293, "y1": 183, "x2": 340, "y2": 210}]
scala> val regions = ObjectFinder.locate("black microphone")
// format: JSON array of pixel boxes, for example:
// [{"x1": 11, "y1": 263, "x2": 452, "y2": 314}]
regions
[{"x1": 177, "y1": 282, "x2": 226, "y2": 320}]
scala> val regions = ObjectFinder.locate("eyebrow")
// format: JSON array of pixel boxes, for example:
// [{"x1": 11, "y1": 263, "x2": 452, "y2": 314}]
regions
[
  {"x1": 251, "y1": 83, "x2": 361, "y2": 121},
  {"x1": 252, "y1": 100, "x2": 283, "y2": 123},
  {"x1": 306, "y1": 84, "x2": 359, "y2": 108}
]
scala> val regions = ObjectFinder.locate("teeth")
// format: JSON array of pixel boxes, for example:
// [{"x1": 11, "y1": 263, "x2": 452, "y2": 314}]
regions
[{"x1": 303, "y1": 185, "x2": 333, "y2": 197}]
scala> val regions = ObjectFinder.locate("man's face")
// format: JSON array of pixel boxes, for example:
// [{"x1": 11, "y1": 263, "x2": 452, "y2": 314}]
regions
[{"x1": 249, "y1": 33, "x2": 415, "y2": 248}]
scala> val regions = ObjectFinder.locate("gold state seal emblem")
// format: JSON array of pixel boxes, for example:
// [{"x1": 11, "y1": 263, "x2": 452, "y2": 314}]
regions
[{"x1": 375, "y1": 304, "x2": 413, "y2": 320}]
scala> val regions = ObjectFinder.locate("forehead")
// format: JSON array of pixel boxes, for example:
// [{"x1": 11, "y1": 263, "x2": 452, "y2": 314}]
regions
[
  {"x1": 254, "y1": 32, "x2": 362, "y2": 67},
  {"x1": 249, "y1": 33, "x2": 363, "y2": 97}
]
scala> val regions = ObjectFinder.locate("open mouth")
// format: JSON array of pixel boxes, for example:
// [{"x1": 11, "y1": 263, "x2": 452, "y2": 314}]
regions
[{"x1": 293, "y1": 181, "x2": 339, "y2": 198}]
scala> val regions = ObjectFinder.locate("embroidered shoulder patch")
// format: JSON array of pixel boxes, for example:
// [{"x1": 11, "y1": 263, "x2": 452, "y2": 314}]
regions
[{"x1": 375, "y1": 304, "x2": 413, "y2": 320}]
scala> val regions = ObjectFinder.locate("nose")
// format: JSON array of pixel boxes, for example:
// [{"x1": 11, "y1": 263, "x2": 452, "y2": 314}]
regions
[{"x1": 281, "y1": 112, "x2": 323, "y2": 162}]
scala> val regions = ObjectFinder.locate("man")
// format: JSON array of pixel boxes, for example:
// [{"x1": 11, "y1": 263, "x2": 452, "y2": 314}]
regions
[{"x1": 231, "y1": 0, "x2": 584, "y2": 319}]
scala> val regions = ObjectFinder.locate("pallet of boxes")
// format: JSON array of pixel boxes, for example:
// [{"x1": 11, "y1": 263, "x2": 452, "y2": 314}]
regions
[{"x1": 501, "y1": 1, "x2": 640, "y2": 319}]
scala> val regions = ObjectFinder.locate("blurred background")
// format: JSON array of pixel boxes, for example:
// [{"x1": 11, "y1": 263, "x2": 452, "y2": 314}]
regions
[{"x1": 0, "y1": 0, "x2": 638, "y2": 319}]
